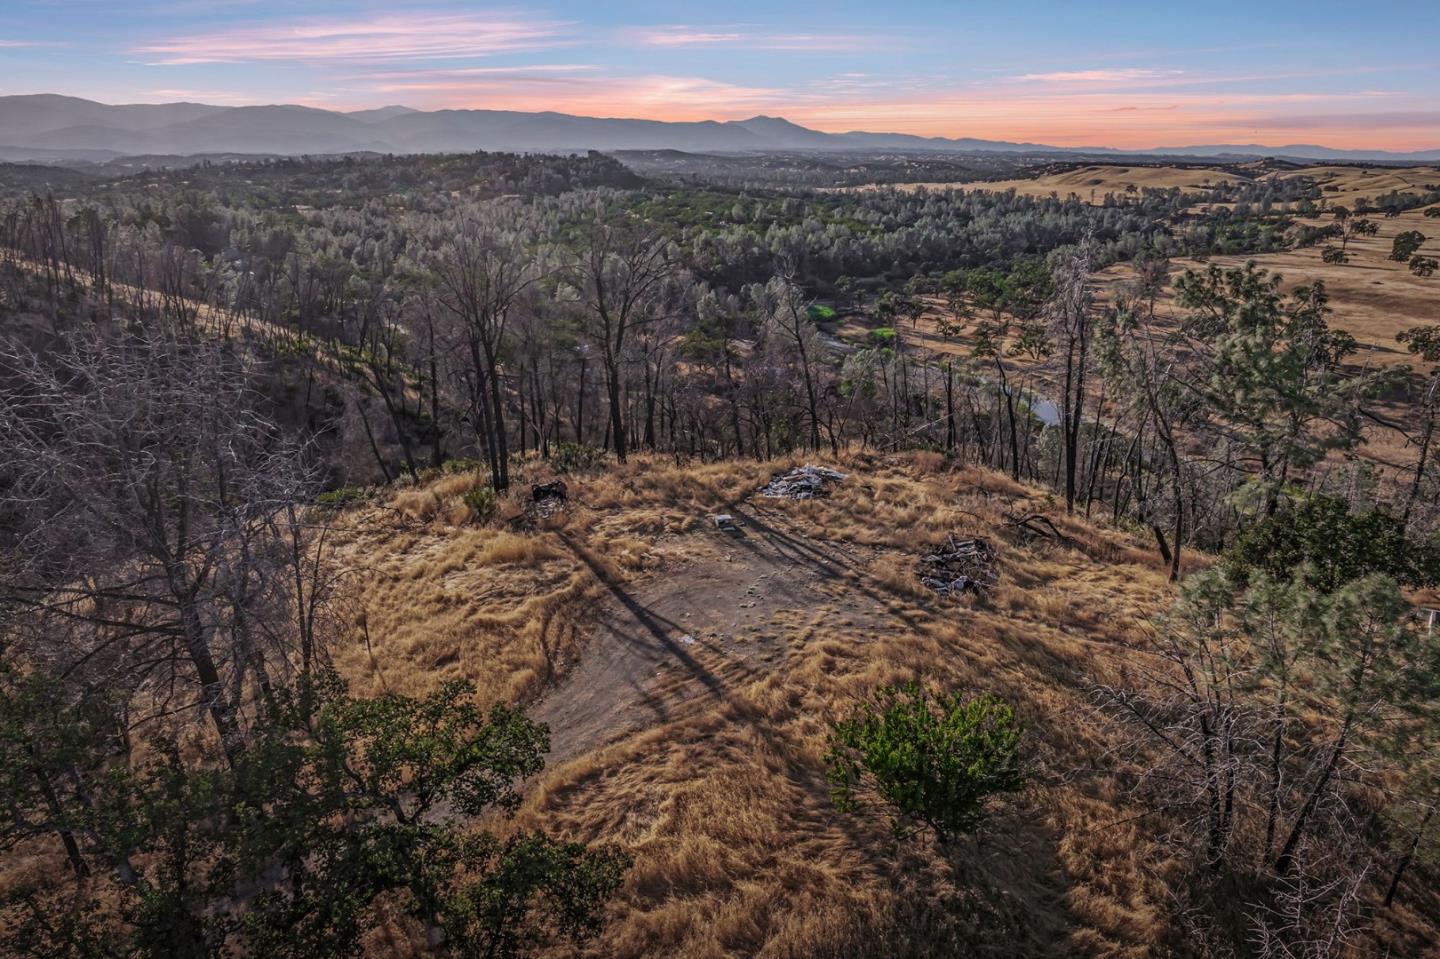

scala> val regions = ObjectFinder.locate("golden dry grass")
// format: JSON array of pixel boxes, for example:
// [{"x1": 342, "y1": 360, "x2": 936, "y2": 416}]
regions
[
  {"x1": 866, "y1": 164, "x2": 1242, "y2": 200},
  {"x1": 1096, "y1": 205, "x2": 1440, "y2": 363},
  {"x1": 13, "y1": 450, "x2": 1434, "y2": 954},
  {"x1": 1274, "y1": 165, "x2": 1440, "y2": 205},
  {"x1": 834, "y1": 161, "x2": 1440, "y2": 209},
  {"x1": 331, "y1": 452, "x2": 1209, "y2": 956}
]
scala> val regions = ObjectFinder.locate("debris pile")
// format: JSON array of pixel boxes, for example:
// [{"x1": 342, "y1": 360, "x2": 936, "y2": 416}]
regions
[
  {"x1": 529, "y1": 480, "x2": 569, "y2": 519},
  {"x1": 759, "y1": 465, "x2": 847, "y2": 500},
  {"x1": 917, "y1": 535, "x2": 999, "y2": 597}
]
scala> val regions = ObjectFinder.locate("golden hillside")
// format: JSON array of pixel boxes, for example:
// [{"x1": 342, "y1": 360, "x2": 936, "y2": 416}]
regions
[{"x1": 326, "y1": 452, "x2": 1436, "y2": 958}]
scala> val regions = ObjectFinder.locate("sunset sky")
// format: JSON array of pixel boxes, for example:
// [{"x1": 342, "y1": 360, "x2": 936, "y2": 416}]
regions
[{"x1": 3, "y1": 0, "x2": 1438, "y2": 150}]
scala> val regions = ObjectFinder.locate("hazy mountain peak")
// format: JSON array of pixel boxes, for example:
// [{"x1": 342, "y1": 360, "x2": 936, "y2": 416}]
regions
[{"x1": 0, "y1": 95, "x2": 1436, "y2": 163}]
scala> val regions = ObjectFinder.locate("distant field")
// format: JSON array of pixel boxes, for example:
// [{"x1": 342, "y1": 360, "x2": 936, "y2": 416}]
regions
[
  {"x1": 835, "y1": 163, "x2": 1239, "y2": 197},
  {"x1": 1288, "y1": 164, "x2": 1440, "y2": 204},
  {"x1": 836, "y1": 161, "x2": 1440, "y2": 206},
  {"x1": 846, "y1": 203, "x2": 1439, "y2": 371},
  {"x1": 1096, "y1": 204, "x2": 1440, "y2": 361}
]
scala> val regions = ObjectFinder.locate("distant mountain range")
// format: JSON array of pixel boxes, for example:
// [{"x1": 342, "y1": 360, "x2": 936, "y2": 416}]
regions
[{"x1": 2, "y1": 94, "x2": 1437, "y2": 164}]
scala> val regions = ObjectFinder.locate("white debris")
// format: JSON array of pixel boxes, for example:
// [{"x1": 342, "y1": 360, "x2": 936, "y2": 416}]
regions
[
  {"x1": 918, "y1": 535, "x2": 1000, "y2": 597},
  {"x1": 759, "y1": 464, "x2": 848, "y2": 499}
]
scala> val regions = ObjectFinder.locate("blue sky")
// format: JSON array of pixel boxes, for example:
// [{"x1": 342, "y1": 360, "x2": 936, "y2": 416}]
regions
[{"x1": 3, "y1": 0, "x2": 1438, "y2": 149}]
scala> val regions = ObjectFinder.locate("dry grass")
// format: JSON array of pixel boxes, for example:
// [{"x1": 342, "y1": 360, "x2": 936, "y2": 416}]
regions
[
  {"x1": 848, "y1": 164, "x2": 1242, "y2": 200},
  {"x1": 321, "y1": 451, "x2": 1224, "y2": 955},
  {"x1": 833, "y1": 161, "x2": 1440, "y2": 209},
  {"x1": 6, "y1": 449, "x2": 1402, "y2": 954},
  {"x1": 1097, "y1": 204, "x2": 1440, "y2": 363}
]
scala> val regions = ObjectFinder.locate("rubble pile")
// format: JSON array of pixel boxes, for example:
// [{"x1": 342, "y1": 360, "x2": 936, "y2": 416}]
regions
[
  {"x1": 525, "y1": 480, "x2": 569, "y2": 520},
  {"x1": 917, "y1": 535, "x2": 999, "y2": 597},
  {"x1": 759, "y1": 465, "x2": 848, "y2": 500}
]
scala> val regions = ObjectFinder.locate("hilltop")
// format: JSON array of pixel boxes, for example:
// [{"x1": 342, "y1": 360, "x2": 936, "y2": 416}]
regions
[{"x1": 317, "y1": 452, "x2": 1438, "y2": 957}]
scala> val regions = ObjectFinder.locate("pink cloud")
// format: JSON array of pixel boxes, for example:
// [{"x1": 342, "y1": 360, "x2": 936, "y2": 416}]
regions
[
  {"x1": 1014, "y1": 69, "x2": 1184, "y2": 83},
  {"x1": 780, "y1": 86, "x2": 1438, "y2": 150},
  {"x1": 365, "y1": 72, "x2": 788, "y2": 120},
  {"x1": 631, "y1": 26, "x2": 872, "y2": 51},
  {"x1": 135, "y1": 13, "x2": 571, "y2": 65},
  {"x1": 355, "y1": 64, "x2": 600, "y2": 81},
  {"x1": 334, "y1": 61, "x2": 1438, "y2": 149}
]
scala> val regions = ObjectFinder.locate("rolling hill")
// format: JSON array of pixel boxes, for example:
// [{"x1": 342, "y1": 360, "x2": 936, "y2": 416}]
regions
[{"x1": 3, "y1": 94, "x2": 1438, "y2": 162}]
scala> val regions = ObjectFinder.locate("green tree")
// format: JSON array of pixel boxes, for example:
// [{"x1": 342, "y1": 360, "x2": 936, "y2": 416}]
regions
[
  {"x1": 0, "y1": 673, "x2": 630, "y2": 958},
  {"x1": 1225, "y1": 494, "x2": 1439, "y2": 593},
  {"x1": 1097, "y1": 568, "x2": 1438, "y2": 895},
  {"x1": 1390, "y1": 230, "x2": 1427, "y2": 261},
  {"x1": 0, "y1": 667, "x2": 121, "y2": 881},
  {"x1": 825, "y1": 683, "x2": 1025, "y2": 844},
  {"x1": 1175, "y1": 263, "x2": 1368, "y2": 515},
  {"x1": 1398, "y1": 325, "x2": 1440, "y2": 520}
]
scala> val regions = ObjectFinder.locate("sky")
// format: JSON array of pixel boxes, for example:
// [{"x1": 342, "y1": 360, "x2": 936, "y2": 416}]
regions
[{"x1": 2, "y1": 0, "x2": 1438, "y2": 151}]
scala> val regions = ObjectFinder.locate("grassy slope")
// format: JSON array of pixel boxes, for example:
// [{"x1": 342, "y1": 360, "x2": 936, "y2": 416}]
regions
[{"x1": 335, "y1": 451, "x2": 1435, "y2": 957}]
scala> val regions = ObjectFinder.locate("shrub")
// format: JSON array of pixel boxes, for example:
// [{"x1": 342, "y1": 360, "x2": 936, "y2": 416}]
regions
[
  {"x1": 463, "y1": 485, "x2": 499, "y2": 522},
  {"x1": 825, "y1": 683, "x2": 1025, "y2": 843},
  {"x1": 868, "y1": 327, "x2": 897, "y2": 348},
  {"x1": 550, "y1": 442, "x2": 607, "y2": 474},
  {"x1": 314, "y1": 486, "x2": 371, "y2": 511},
  {"x1": 443, "y1": 457, "x2": 485, "y2": 475},
  {"x1": 1411, "y1": 256, "x2": 1438, "y2": 278},
  {"x1": 1224, "y1": 494, "x2": 1439, "y2": 593}
]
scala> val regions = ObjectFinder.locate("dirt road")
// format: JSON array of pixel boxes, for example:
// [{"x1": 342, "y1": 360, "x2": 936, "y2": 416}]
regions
[{"x1": 535, "y1": 503, "x2": 895, "y2": 765}]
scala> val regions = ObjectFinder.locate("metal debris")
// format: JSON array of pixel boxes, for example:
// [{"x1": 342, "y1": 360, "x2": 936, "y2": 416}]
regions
[
  {"x1": 917, "y1": 535, "x2": 999, "y2": 597},
  {"x1": 759, "y1": 464, "x2": 848, "y2": 500}
]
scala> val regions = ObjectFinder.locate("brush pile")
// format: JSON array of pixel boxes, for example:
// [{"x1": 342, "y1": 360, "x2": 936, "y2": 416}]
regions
[
  {"x1": 759, "y1": 465, "x2": 847, "y2": 500},
  {"x1": 917, "y1": 535, "x2": 999, "y2": 597},
  {"x1": 527, "y1": 480, "x2": 569, "y2": 519}
]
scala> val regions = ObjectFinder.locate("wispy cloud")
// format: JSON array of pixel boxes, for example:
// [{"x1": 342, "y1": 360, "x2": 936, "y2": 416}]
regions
[
  {"x1": 134, "y1": 13, "x2": 572, "y2": 65},
  {"x1": 360, "y1": 71, "x2": 787, "y2": 120},
  {"x1": 1014, "y1": 68, "x2": 1184, "y2": 83},
  {"x1": 632, "y1": 25, "x2": 872, "y2": 51},
  {"x1": 355, "y1": 64, "x2": 600, "y2": 81}
]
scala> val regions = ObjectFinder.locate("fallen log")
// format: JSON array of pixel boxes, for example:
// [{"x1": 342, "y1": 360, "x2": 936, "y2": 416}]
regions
[{"x1": 1003, "y1": 513, "x2": 1070, "y2": 543}]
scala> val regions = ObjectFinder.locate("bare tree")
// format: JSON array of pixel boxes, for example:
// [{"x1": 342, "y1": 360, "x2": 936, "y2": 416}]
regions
[
  {"x1": 567, "y1": 210, "x2": 671, "y2": 464},
  {"x1": 0, "y1": 328, "x2": 319, "y2": 760},
  {"x1": 1048, "y1": 243, "x2": 1096, "y2": 513},
  {"x1": 751, "y1": 273, "x2": 830, "y2": 454},
  {"x1": 432, "y1": 204, "x2": 540, "y2": 490}
]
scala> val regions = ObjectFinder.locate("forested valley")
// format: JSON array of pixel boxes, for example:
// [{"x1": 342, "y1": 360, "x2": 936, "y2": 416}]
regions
[{"x1": 4, "y1": 148, "x2": 1440, "y2": 958}]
